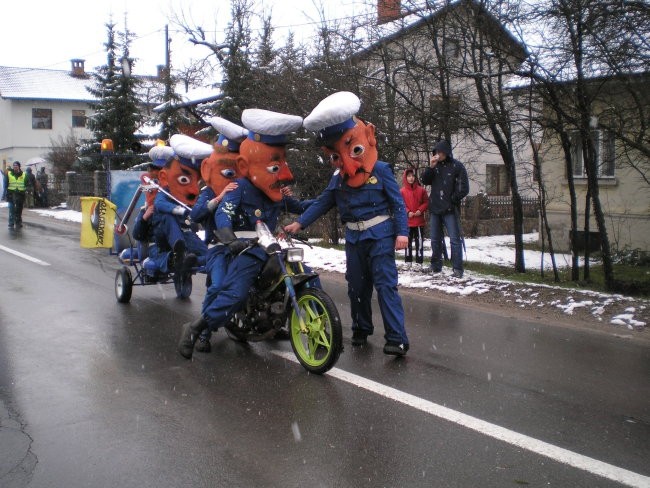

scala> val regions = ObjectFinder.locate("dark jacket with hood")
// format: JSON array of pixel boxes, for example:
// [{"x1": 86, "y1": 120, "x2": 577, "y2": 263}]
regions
[
  {"x1": 420, "y1": 141, "x2": 469, "y2": 215},
  {"x1": 400, "y1": 167, "x2": 428, "y2": 227}
]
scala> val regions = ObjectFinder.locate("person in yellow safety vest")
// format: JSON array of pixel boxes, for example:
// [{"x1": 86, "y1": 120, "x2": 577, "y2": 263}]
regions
[{"x1": 6, "y1": 161, "x2": 26, "y2": 229}]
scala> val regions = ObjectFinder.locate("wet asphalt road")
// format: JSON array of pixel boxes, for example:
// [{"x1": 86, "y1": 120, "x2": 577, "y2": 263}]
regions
[{"x1": 0, "y1": 212, "x2": 649, "y2": 488}]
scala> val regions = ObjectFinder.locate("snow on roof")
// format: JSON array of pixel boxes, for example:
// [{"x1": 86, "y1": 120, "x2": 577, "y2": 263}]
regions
[{"x1": 0, "y1": 65, "x2": 96, "y2": 102}]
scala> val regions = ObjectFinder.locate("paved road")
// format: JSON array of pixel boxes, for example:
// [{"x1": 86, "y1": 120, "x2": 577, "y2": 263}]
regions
[{"x1": 0, "y1": 212, "x2": 649, "y2": 487}]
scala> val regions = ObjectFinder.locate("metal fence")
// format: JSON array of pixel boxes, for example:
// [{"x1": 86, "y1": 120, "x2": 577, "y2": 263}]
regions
[{"x1": 461, "y1": 195, "x2": 539, "y2": 220}]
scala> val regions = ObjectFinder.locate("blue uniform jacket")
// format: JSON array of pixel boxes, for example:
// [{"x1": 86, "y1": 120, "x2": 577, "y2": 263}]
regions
[
  {"x1": 214, "y1": 178, "x2": 307, "y2": 260},
  {"x1": 190, "y1": 186, "x2": 217, "y2": 243},
  {"x1": 153, "y1": 190, "x2": 190, "y2": 226},
  {"x1": 296, "y1": 162, "x2": 408, "y2": 244}
]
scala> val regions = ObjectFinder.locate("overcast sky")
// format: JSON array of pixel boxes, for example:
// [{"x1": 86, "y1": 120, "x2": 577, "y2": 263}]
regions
[{"x1": 3, "y1": 0, "x2": 371, "y2": 77}]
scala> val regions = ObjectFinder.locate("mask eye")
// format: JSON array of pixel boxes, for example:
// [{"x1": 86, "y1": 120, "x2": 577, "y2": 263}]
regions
[
  {"x1": 176, "y1": 175, "x2": 191, "y2": 185},
  {"x1": 352, "y1": 145, "x2": 365, "y2": 157},
  {"x1": 266, "y1": 165, "x2": 280, "y2": 174},
  {"x1": 220, "y1": 168, "x2": 236, "y2": 178}
]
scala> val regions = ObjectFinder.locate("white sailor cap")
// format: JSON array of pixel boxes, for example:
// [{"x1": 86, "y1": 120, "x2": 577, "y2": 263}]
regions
[
  {"x1": 206, "y1": 116, "x2": 248, "y2": 152},
  {"x1": 169, "y1": 134, "x2": 213, "y2": 171},
  {"x1": 241, "y1": 109, "x2": 303, "y2": 145},
  {"x1": 303, "y1": 91, "x2": 361, "y2": 144},
  {"x1": 148, "y1": 144, "x2": 175, "y2": 168}
]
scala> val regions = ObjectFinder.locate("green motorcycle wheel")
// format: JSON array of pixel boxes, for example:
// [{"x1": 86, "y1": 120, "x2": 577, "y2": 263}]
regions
[{"x1": 289, "y1": 287, "x2": 343, "y2": 374}]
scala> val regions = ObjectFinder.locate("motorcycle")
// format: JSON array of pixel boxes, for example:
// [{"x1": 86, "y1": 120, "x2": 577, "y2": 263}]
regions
[{"x1": 224, "y1": 221, "x2": 343, "y2": 375}]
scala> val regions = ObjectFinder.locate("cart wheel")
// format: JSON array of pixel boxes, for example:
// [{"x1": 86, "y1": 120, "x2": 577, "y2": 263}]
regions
[
  {"x1": 175, "y1": 273, "x2": 192, "y2": 299},
  {"x1": 115, "y1": 267, "x2": 133, "y2": 303}
]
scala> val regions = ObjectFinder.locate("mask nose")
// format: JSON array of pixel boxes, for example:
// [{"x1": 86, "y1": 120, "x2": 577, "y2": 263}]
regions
[{"x1": 277, "y1": 162, "x2": 294, "y2": 182}]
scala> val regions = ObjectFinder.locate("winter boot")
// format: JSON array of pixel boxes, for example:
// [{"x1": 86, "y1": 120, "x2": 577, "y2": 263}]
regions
[
  {"x1": 172, "y1": 240, "x2": 186, "y2": 276},
  {"x1": 178, "y1": 316, "x2": 208, "y2": 359}
]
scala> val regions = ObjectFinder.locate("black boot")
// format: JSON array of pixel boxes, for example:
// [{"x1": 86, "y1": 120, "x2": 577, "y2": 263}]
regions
[
  {"x1": 173, "y1": 240, "x2": 186, "y2": 276},
  {"x1": 178, "y1": 316, "x2": 208, "y2": 359}
]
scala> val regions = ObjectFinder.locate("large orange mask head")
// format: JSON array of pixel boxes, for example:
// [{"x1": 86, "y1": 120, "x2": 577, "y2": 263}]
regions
[
  {"x1": 158, "y1": 159, "x2": 201, "y2": 207},
  {"x1": 201, "y1": 144, "x2": 240, "y2": 195},
  {"x1": 202, "y1": 116, "x2": 248, "y2": 194},
  {"x1": 327, "y1": 119, "x2": 378, "y2": 188},
  {"x1": 237, "y1": 138, "x2": 294, "y2": 202},
  {"x1": 164, "y1": 134, "x2": 213, "y2": 207},
  {"x1": 304, "y1": 91, "x2": 377, "y2": 187},
  {"x1": 239, "y1": 108, "x2": 302, "y2": 202}
]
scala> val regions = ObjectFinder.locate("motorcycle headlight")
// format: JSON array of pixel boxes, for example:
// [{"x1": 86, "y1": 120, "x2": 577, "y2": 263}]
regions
[{"x1": 286, "y1": 247, "x2": 304, "y2": 262}]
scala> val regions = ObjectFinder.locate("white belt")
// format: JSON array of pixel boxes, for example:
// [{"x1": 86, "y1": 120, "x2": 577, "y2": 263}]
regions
[
  {"x1": 345, "y1": 215, "x2": 390, "y2": 231},
  {"x1": 235, "y1": 231, "x2": 258, "y2": 238}
]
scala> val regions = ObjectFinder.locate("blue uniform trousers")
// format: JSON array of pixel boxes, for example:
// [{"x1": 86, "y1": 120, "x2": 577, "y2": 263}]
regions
[
  {"x1": 345, "y1": 236, "x2": 408, "y2": 345},
  {"x1": 152, "y1": 213, "x2": 207, "y2": 264},
  {"x1": 202, "y1": 252, "x2": 265, "y2": 331}
]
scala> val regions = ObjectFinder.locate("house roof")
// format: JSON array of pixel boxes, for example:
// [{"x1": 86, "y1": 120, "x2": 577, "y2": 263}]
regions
[
  {"x1": 358, "y1": 0, "x2": 527, "y2": 63},
  {"x1": 0, "y1": 65, "x2": 96, "y2": 102}
]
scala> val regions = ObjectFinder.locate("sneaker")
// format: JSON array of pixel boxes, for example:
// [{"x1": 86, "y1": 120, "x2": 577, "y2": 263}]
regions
[
  {"x1": 351, "y1": 330, "x2": 368, "y2": 346},
  {"x1": 195, "y1": 338, "x2": 211, "y2": 353},
  {"x1": 431, "y1": 268, "x2": 442, "y2": 275},
  {"x1": 452, "y1": 269, "x2": 464, "y2": 278},
  {"x1": 383, "y1": 342, "x2": 409, "y2": 356}
]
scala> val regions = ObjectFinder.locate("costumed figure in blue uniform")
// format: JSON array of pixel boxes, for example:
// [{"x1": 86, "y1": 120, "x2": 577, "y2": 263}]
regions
[
  {"x1": 189, "y1": 116, "x2": 247, "y2": 353},
  {"x1": 284, "y1": 91, "x2": 410, "y2": 356},
  {"x1": 190, "y1": 117, "x2": 247, "y2": 246},
  {"x1": 152, "y1": 134, "x2": 211, "y2": 276},
  {"x1": 129, "y1": 144, "x2": 175, "y2": 275},
  {"x1": 177, "y1": 109, "x2": 309, "y2": 359}
]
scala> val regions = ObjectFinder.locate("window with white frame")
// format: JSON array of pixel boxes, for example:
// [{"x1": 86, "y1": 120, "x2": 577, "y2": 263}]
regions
[
  {"x1": 32, "y1": 108, "x2": 52, "y2": 129},
  {"x1": 569, "y1": 129, "x2": 616, "y2": 178},
  {"x1": 486, "y1": 164, "x2": 509, "y2": 195},
  {"x1": 72, "y1": 110, "x2": 87, "y2": 128}
]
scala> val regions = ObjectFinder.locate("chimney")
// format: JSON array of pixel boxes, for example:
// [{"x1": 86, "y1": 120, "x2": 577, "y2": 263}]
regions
[
  {"x1": 70, "y1": 59, "x2": 86, "y2": 77},
  {"x1": 378, "y1": 0, "x2": 401, "y2": 24}
]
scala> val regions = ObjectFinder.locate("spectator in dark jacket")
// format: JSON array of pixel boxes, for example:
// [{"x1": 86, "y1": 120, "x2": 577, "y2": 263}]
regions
[
  {"x1": 400, "y1": 167, "x2": 428, "y2": 270},
  {"x1": 420, "y1": 140, "x2": 469, "y2": 278}
]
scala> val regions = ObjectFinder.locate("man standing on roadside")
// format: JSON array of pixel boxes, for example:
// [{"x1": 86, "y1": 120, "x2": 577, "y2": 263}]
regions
[
  {"x1": 6, "y1": 162, "x2": 27, "y2": 229},
  {"x1": 420, "y1": 140, "x2": 469, "y2": 278}
]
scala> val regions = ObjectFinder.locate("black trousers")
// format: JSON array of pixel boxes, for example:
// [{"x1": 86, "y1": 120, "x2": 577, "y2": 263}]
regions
[
  {"x1": 7, "y1": 191, "x2": 25, "y2": 226},
  {"x1": 404, "y1": 225, "x2": 425, "y2": 264}
]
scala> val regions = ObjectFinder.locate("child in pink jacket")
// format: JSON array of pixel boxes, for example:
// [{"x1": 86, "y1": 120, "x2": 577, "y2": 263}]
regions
[{"x1": 400, "y1": 167, "x2": 428, "y2": 269}]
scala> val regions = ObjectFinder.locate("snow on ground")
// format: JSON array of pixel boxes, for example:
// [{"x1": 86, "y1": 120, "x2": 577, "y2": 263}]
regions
[{"x1": 5, "y1": 202, "x2": 647, "y2": 332}]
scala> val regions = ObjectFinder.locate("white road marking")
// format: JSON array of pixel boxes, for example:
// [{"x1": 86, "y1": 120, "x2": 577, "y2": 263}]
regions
[
  {"x1": 0, "y1": 244, "x2": 50, "y2": 266},
  {"x1": 272, "y1": 350, "x2": 650, "y2": 488}
]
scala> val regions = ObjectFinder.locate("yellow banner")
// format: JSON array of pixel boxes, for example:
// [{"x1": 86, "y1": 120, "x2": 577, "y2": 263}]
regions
[{"x1": 80, "y1": 197, "x2": 117, "y2": 248}]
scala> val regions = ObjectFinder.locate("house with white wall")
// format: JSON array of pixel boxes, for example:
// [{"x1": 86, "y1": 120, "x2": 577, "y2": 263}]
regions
[{"x1": 0, "y1": 60, "x2": 96, "y2": 173}]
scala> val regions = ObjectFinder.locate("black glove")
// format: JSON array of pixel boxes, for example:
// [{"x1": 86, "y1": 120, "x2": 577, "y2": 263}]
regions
[
  {"x1": 214, "y1": 227, "x2": 247, "y2": 255},
  {"x1": 228, "y1": 240, "x2": 247, "y2": 255}
]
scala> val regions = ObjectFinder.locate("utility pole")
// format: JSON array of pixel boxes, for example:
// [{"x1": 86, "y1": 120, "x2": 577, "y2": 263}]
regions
[{"x1": 161, "y1": 25, "x2": 173, "y2": 140}]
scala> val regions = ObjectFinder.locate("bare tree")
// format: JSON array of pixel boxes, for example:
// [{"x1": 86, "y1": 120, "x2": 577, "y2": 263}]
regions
[
  {"x1": 521, "y1": 0, "x2": 650, "y2": 290},
  {"x1": 46, "y1": 134, "x2": 79, "y2": 177}
]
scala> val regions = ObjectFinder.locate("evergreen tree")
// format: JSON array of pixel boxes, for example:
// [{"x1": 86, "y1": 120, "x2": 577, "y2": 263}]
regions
[
  {"x1": 87, "y1": 20, "x2": 143, "y2": 163},
  {"x1": 218, "y1": 0, "x2": 256, "y2": 121}
]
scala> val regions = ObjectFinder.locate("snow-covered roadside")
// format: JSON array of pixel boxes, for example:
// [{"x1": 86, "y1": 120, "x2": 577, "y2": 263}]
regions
[{"x1": 14, "y1": 203, "x2": 649, "y2": 332}]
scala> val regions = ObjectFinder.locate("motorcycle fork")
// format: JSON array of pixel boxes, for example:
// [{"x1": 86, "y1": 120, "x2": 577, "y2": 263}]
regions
[{"x1": 275, "y1": 253, "x2": 308, "y2": 333}]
